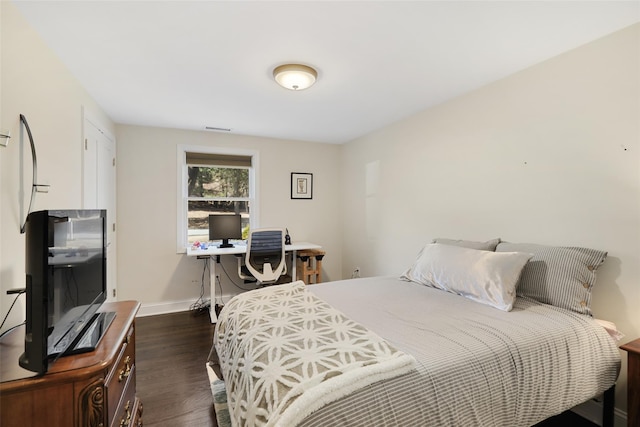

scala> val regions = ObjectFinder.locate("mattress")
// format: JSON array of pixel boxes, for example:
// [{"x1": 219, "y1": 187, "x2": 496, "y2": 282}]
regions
[{"x1": 295, "y1": 276, "x2": 621, "y2": 427}]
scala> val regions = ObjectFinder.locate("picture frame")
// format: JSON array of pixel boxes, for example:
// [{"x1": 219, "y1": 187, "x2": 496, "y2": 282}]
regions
[{"x1": 291, "y1": 172, "x2": 313, "y2": 200}]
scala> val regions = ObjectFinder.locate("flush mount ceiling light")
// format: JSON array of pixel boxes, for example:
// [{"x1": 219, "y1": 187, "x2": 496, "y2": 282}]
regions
[{"x1": 273, "y1": 64, "x2": 317, "y2": 91}]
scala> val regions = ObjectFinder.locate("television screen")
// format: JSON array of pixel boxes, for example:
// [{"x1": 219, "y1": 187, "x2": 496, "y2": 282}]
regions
[
  {"x1": 208, "y1": 214, "x2": 242, "y2": 248},
  {"x1": 20, "y1": 209, "x2": 111, "y2": 374}
]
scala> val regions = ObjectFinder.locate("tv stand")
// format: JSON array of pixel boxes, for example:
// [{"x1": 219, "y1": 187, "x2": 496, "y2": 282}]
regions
[
  {"x1": 64, "y1": 311, "x2": 116, "y2": 356},
  {"x1": 218, "y1": 238, "x2": 234, "y2": 248},
  {"x1": 0, "y1": 301, "x2": 142, "y2": 427}
]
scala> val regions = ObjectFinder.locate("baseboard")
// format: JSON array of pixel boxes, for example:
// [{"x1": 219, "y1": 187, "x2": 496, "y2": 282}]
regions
[
  {"x1": 572, "y1": 398, "x2": 627, "y2": 427},
  {"x1": 137, "y1": 299, "x2": 203, "y2": 317}
]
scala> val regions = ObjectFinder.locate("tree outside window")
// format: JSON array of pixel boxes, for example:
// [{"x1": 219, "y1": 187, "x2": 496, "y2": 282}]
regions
[{"x1": 187, "y1": 166, "x2": 250, "y2": 243}]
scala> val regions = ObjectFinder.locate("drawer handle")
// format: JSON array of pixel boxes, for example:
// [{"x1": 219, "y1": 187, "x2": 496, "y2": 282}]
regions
[
  {"x1": 119, "y1": 400, "x2": 132, "y2": 427},
  {"x1": 119, "y1": 356, "x2": 132, "y2": 382}
]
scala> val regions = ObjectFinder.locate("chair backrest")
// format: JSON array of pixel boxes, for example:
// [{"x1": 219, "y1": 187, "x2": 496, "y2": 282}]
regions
[{"x1": 245, "y1": 228, "x2": 285, "y2": 283}]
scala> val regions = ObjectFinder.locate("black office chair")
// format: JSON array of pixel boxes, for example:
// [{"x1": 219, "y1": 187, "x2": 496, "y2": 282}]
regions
[{"x1": 238, "y1": 228, "x2": 287, "y2": 286}]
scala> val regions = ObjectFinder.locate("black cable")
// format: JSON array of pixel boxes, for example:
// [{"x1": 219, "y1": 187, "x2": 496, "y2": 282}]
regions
[
  {"x1": 216, "y1": 269, "x2": 224, "y2": 306},
  {"x1": 0, "y1": 290, "x2": 26, "y2": 338},
  {"x1": 189, "y1": 259, "x2": 210, "y2": 313},
  {"x1": 191, "y1": 258, "x2": 259, "y2": 310},
  {"x1": 219, "y1": 260, "x2": 256, "y2": 293},
  {"x1": 191, "y1": 260, "x2": 208, "y2": 308},
  {"x1": 0, "y1": 321, "x2": 26, "y2": 339},
  {"x1": 201, "y1": 259, "x2": 208, "y2": 303}
]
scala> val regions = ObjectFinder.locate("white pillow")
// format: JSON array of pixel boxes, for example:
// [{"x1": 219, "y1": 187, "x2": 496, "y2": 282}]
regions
[{"x1": 400, "y1": 244, "x2": 532, "y2": 311}]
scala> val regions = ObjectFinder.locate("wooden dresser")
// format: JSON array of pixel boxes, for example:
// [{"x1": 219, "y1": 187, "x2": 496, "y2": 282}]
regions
[
  {"x1": 621, "y1": 338, "x2": 640, "y2": 427},
  {"x1": 0, "y1": 300, "x2": 142, "y2": 427}
]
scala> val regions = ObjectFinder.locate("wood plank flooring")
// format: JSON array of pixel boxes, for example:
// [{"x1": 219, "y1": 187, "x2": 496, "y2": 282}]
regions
[
  {"x1": 135, "y1": 309, "x2": 599, "y2": 427},
  {"x1": 534, "y1": 411, "x2": 598, "y2": 427},
  {"x1": 136, "y1": 309, "x2": 217, "y2": 426}
]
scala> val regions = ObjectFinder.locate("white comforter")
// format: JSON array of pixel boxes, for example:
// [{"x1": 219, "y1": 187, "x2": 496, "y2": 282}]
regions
[{"x1": 214, "y1": 281, "x2": 416, "y2": 427}]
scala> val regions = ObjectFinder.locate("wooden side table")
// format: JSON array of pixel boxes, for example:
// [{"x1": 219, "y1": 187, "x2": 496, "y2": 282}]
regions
[
  {"x1": 621, "y1": 338, "x2": 640, "y2": 427},
  {"x1": 297, "y1": 249, "x2": 326, "y2": 284}
]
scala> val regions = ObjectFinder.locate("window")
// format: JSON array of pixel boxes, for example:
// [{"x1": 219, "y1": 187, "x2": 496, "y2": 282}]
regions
[{"x1": 177, "y1": 147, "x2": 258, "y2": 250}]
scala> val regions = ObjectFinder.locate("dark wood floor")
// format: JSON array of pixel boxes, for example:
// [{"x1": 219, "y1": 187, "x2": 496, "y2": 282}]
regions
[
  {"x1": 534, "y1": 411, "x2": 598, "y2": 427},
  {"x1": 136, "y1": 309, "x2": 218, "y2": 426},
  {"x1": 135, "y1": 309, "x2": 598, "y2": 427}
]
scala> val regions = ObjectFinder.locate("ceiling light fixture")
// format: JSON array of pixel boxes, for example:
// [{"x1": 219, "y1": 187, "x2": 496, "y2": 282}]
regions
[{"x1": 273, "y1": 64, "x2": 317, "y2": 91}]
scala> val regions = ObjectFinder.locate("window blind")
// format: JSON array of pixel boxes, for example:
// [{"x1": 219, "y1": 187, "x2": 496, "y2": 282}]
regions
[{"x1": 186, "y1": 152, "x2": 252, "y2": 167}]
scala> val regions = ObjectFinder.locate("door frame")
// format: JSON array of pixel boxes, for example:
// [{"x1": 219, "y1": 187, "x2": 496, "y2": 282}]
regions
[{"x1": 81, "y1": 106, "x2": 117, "y2": 302}]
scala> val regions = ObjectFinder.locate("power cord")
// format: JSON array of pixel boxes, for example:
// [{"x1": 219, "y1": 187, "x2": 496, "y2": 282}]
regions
[
  {"x1": 219, "y1": 261, "x2": 256, "y2": 292},
  {"x1": 209, "y1": 259, "x2": 258, "y2": 312},
  {"x1": 0, "y1": 289, "x2": 26, "y2": 339},
  {"x1": 190, "y1": 258, "x2": 258, "y2": 313},
  {"x1": 189, "y1": 259, "x2": 211, "y2": 315}
]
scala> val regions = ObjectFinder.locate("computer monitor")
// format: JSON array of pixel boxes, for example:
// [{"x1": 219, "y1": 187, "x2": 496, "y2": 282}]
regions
[{"x1": 208, "y1": 214, "x2": 242, "y2": 248}]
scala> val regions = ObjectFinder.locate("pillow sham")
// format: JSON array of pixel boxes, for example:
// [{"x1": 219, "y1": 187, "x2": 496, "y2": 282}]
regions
[
  {"x1": 431, "y1": 237, "x2": 501, "y2": 251},
  {"x1": 495, "y1": 242, "x2": 607, "y2": 316},
  {"x1": 401, "y1": 243, "x2": 532, "y2": 311}
]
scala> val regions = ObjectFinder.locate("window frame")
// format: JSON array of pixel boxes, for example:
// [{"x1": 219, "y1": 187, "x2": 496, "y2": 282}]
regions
[{"x1": 176, "y1": 145, "x2": 259, "y2": 252}]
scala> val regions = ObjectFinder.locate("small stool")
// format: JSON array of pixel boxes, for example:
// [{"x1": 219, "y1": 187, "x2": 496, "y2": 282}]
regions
[{"x1": 297, "y1": 249, "x2": 325, "y2": 284}]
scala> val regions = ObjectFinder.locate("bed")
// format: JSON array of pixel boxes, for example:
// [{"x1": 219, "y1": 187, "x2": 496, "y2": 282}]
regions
[{"x1": 207, "y1": 239, "x2": 622, "y2": 427}]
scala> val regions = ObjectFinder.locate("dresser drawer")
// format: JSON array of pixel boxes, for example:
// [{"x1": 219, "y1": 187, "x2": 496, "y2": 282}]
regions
[
  {"x1": 129, "y1": 397, "x2": 143, "y2": 427},
  {"x1": 111, "y1": 365, "x2": 137, "y2": 427},
  {"x1": 0, "y1": 301, "x2": 141, "y2": 427},
  {"x1": 105, "y1": 325, "x2": 135, "y2": 424}
]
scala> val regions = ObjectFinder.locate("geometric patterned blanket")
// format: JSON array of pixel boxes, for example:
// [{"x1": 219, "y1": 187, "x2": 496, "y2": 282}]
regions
[{"x1": 213, "y1": 281, "x2": 416, "y2": 427}]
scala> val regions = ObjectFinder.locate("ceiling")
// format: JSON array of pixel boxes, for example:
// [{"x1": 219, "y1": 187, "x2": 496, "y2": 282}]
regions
[{"x1": 12, "y1": 1, "x2": 640, "y2": 144}]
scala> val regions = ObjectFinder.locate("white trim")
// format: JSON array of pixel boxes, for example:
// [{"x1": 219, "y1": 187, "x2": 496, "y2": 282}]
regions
[
  {"x1": 81, "y1": 107, "x2": 115, "y2": 208},
  {"x1": 136, "y1": 299, "x2": 208, "y2": 317},
  {"x1": 188, "y1": 196, "x2": 249, "y2": 202},
  {"x1": 82, "y1": 107, "x2": 116, "y2": 142},
  {"x1": 176, "y1": 144, "x2": 260, "y2": 253},
  {"x1": 176, "y1": 146, "x2": 188, "y2": 253},
  {"x1": 81, "y1": 106, "x2": 118, "y2": 302}
]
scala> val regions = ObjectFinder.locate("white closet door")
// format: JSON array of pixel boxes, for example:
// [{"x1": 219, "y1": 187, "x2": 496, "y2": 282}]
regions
[{"x1": 82, "y1": 114, "x2": 117, "y2": 302}]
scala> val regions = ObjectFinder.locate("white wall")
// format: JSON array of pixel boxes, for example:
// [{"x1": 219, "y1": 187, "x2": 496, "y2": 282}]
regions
[
  {"x1": 115, "y1": 125, "x2": 342, "y2": 314},
  {"x1": 3, "y1": 0, "x2": 638, "y2": 417},
  {"x1": 0, "y1": 2, "x2": 114, "y2": 333},
  {"x1": 1, "y1": 3, "x2": 4, "y2": 314},
  {"x1": 341, "y1": 23, "x2": 640, "y2": 415}
]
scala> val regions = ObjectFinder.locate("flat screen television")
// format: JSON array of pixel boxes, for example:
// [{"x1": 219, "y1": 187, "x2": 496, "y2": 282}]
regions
[
  {"x1": 208, "y1": 214, "x2": 242, "y2": 248},
  {"x1": 19, "y1": 209, "x2": 114, "y2": 375}
]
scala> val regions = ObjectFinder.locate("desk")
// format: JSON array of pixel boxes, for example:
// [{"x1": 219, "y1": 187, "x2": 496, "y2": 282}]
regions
[{"x1": 187, "y1": 242, "x2": 321, "y2": 322}]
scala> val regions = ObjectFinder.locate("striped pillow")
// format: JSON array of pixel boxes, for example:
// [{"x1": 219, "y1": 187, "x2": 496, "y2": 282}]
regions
[
  {"x1": 432, "y1": 237, "x2": 501, "y2": 251},
  {"x1": 496, "y1": 242, "x2": 607, "y2": 316}
]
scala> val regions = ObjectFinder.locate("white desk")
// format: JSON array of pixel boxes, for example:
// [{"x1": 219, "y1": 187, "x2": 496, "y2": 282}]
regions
[{"x1": 186, "y1": 241, "x2": 321, "y2": 322}]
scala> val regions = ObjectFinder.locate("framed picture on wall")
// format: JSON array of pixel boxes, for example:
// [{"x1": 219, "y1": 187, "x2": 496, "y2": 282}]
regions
[{"x1": 291, "y1": 172, "x2": 313, "y2": 199}]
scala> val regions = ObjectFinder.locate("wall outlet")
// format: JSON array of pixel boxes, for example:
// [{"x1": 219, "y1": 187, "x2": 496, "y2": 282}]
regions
[{"x1": 352, "y1": 268, "x2": 360, "y2": 278}]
